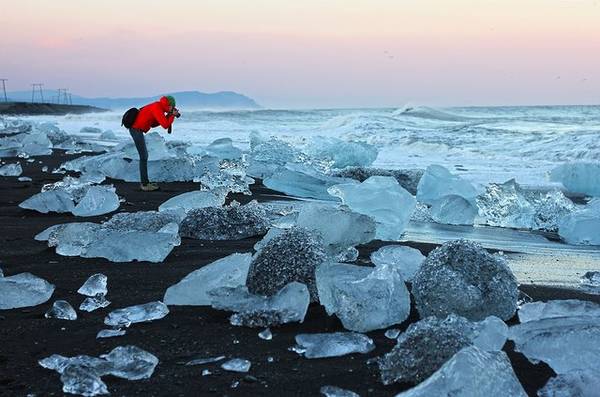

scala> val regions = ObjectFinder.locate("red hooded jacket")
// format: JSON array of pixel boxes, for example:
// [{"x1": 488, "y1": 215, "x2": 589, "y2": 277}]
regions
[{"x1": 131, "y1": 96, "x2": 175, "y2": 133}]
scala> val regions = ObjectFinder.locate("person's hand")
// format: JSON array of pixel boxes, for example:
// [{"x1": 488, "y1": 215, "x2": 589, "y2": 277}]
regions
[{"x1": 172, "y1": 108, "x2": 181, "y2": 118}]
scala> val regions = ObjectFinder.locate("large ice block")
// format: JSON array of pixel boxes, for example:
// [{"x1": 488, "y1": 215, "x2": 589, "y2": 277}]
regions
[
  {"x1": 509, "y1": 316, "x2": 600, "y2": 373},
  {"x1": 179, "y1": 200, "x2": 269, "y2": 240},
  {"x1": 430, "y1": 195, "x2": 478, "y2": 226},
  {"x1": 305, "y1": 136, "x2": 378, "y2": 169},
  {"x1": 246, "y1": 227, "x2": 326, "y2": 301},
  {"x1": 0, "y1": 272, "x2": 55, "y2": 310},
  {"x1": 416, "y1": 165, "x2": 478, "y2": 205},
  {"x1": 370, "y1": 245, "x2": 425, "y2": 282},
  {"x1": 293, "y1": 332, "x2": 375, "y2": 358},
  {"x1": 558, "y1": 199, "x2": 600, "y2": 245},
  {"x1": 518, "y1": 299, "x2": 600, "y2": 323},
  {"x1": 158, "y1": 189, "x2": 227, "y2": 213},
  {"x1": 550, "y1": 162, "x2": 600, "y2": 196},
  {"x1": 164, "y1": 253, "x2": 252, "y2": 306},
  {"x1": 104, "y1": 301, "x2": 169, "y2": 327},
  {"x1": 394, "y1": 346, "x2": 527, "y2": 397},
  {"x1": 377, "y1": 314, "x2": 505, "y2": 385},
  {"x1": 412, "y1": 240, "x2": 518, "y2": 321},
  {"x1": 296, "y1": 204, "x2": 376, "y2": 255},
  {"x1": 209, "y1": 282, "x2": 310, "y2": 327},
  {"x1": 328, "y1": 176, "x2": 416, "y2": 241},
  {"x1": 476, "y1": 179, "x2": 574, "y2": 231},
  {"x1": 331, "y1": 167, "x2": 423, "y2": 195},
  {"x1": 316, "y1": 263, "x2": 410, "y2": 332},
  {"x1": 538, "y1": 370, "x2": 600, "y2": 397},
  {"x1": 71, "y1": 185, "x2": 120, "y2": 217},
  {"x1": 0, "y1": 163, "x2": 23, "y2": 176},
  {"x1": 205, "y1": 137, "x2": 243, "y2": 160},
  {"x1": 78, "y1": 274, "x2": 108, "y2": 297}
]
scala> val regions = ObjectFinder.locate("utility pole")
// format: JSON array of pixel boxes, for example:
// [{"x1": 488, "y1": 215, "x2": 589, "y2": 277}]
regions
[
  {"x1": 31, "y1": 83, "x2": 44, "y2": 103},
  {"x1": 68, "y1": 93, "x2": 72, "y2": 105},
  {"x1": 0, "y1": 79, "x2": 7, "y2": 102}
]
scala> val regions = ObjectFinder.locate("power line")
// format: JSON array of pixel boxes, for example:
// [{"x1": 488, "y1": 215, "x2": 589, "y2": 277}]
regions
[{"x1": 0, "y1": 79, "x2": 7, "y2": 102}]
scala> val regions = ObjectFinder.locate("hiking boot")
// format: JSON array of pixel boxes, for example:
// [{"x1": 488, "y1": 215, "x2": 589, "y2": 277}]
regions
[{"x1": 140, "y1": 183, "x2": 159, "y2": 192}]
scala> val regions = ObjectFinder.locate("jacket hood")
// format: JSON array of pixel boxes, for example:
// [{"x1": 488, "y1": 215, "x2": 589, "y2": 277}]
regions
[{"x1": 158, "y1": 96, "x2": 171, "y2": 111}]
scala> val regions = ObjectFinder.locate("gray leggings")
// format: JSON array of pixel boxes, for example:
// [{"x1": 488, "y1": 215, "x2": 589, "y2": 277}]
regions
[{"x1": 128, "y1": 128, "x2": 149, "y2": 184}]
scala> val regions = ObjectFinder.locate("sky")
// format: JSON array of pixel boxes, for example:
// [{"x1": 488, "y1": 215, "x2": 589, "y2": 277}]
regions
[{"x1": 1, "y1": 0, "x2": 600, "y2": 108}]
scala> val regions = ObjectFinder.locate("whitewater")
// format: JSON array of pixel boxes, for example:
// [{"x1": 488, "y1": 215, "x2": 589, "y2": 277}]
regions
[{"x1": 21, "y1": 105, "x2": 600, "y2": 190}]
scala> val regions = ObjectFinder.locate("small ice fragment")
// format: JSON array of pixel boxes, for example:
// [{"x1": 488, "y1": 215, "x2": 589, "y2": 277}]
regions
[
  {"x1": 78, "y1": 274, "x2": 108, "y2": 297},
  {"x1": 320, "y1": 385, "x2": 361, "y2": 397},
  {"x1": 158, "y1": 189, "x2": 227, "y2": 213},
  {"x1": 45, "y1": 300, "x2": 77, "y2": 320},
  {"x1": 100, "y1": 345, "x2": 159, "y2": 380},
  {"x1": 104, "y1": 301, "x2": 169, "y2": 327},
  {"x1": 258, "y1": 328, "x2": 273, "y2": 340},
  {"x1": 221, "y1": 358, "x2": 251, "y2": 373},
  {"x1": 42, "y1": 166, "x2": 48, "y2": 172},
  {"x1": 267, "y1": 356, "x2": 274, "y2": 363},
  {"x1": 96, "y1": 329, "x2": 126, "y2": 339},
  {"x1": 294, "y1": 332, "x2": 375, "y2": 359},
  {"x1": 202, "y1": 369, "x2": 211, "y2": 376},
  {"x1": 60, "y1": 364, "x2": 109, "y2": 397},
  {"x1": 80, "y1": 296, "x2": 111, "y2": 312},
  {"x1": 18, "y1": 176, "x2": 32, "y2": 182},
  {"x1": 0, "y1": 163, "x2": 23, "y2": 176},
  {"x1": 385, "y1": 329, "x2": 400, "y2": 339},
  {"x1": 185, "y1": 356, "x2": 226, "y2": 366}
]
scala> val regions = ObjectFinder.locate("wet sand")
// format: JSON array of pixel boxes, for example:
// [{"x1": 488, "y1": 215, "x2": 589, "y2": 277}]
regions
[{"x1": 1, "y1": 150, "x2": 599, "y2": 396}]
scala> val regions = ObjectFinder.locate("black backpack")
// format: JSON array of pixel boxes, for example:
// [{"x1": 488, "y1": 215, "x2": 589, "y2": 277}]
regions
[{"x1": 121, "y1": 107, "x2": 140, "y2": 129}]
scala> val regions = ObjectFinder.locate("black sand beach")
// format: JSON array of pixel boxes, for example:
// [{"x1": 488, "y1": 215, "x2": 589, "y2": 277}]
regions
[{"x1": 1, "y1": 151, "x2": 599, "y2": 396}]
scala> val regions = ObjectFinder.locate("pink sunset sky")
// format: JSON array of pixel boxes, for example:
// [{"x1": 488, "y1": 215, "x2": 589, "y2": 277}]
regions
[{"x1": 1, "y1": 0, "x2": 599, "y2": 108}]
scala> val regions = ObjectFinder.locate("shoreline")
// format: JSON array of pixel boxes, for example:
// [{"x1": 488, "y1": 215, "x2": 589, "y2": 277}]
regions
[
  {"x1": 0, "y1": 102, "x2": 108, "y2": 116},
  {"x1": 0, "y1": 149, "x2": 599, "y2": 396}
]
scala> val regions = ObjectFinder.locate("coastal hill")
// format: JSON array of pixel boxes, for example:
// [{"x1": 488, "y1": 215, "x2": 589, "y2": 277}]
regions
[
  {"x1": 5, "y1": 90, "x2": 260, "y2": 110},
  {"x1": 0, "y1": 102, "x2": 107, "y2": 116}
]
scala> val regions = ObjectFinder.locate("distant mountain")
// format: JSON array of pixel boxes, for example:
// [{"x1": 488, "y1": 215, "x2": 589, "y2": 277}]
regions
[{"x1": 5, "y1": 90, "x2": 260, "y2": 110}]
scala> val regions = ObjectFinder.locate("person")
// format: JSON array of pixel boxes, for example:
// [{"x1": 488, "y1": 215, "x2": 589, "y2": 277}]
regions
[{"x1": 128, "y1": 95, "x2": 180, "y2": 191}]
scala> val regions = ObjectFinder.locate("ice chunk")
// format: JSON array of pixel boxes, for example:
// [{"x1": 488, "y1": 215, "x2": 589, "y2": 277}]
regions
[
  {"x1": 164, "y1": 253, "x2": 252, "y2": 306},
  {"x1": 518, "y1": 299, "x2": 600, "y2": 323},
  {"x1": 378, "y1": 315, "x2": 468, "y2": 385},
  {"x1": 180, "y1": 200, "x2": 269, "y2": 240},
  {"x1": 81, "y1": 127, "x2": 102, "y2": 134},
  {"x1": 61, "y1": 364, "x2": 109, "y2": 396},
  {"x1": 328, "y1": 176, "x2": 416, "y2": 240},
  {"x1": 550, "y1": 162, "x2": 600, "y2": 196},
  {"x1": 385, "y1": 329, "x2": 401, "y2": 339},
  {"x1": 476, "y1": 179, "x2": 574, "y2": 230},
  {"x1": 210, "y1": 282, "x2": 310, "y2": 327},
  {"x1": 247, "y1": 134, "x2": 305, "y2": 179},
  {"x1": 205, "y1": 138, "x2": 243, "y2": 160},
  {"x1": 100, "y1": 345, "x2": 159, "y2": 380},
  {"x1": 258, "y1": 328, "x2": 272, "y2": 340},
  {"x1": 221, "y1": 358, "x2": 251, "y2": 373},
  {"x1": 246, "y1": 227, "x2": 326, "y2": 301},
  {"x1": 416, "y1": 165, "x2": 478, "y2": 205},
  {"x1": 104, "y1": 301, "x2": 169, "y2": 327},
  {"x1": 39, "y1": 354, "x2": 112, "y2": 375},
  {"x1": 580, "y1": 271, "x2": 600, "y2": 293},
  {"x1": 99, "y1": 130, "x2": 117, "y2": 140},
  {"x1": 320, "y1": 385, "x2": 361, "y2": 397},
  {"x1": 430, "y1": 195, "x2": 477, "y2": 226},
  {"x1": 18, "y1": 176, "x2": 32, "y2": 182},
  {"x1": 20, "y1": 189, "x2": 76, "y2": 213},
  {"x1": 0, "y1": 272, "x2": 55, "y2": 310},
  {"x1": 264, "y1": 162, "x2": 353, "y2": 201},
  {"x1": 71, "y1": 185, "x2": 120, "y2": 217},
  {"x1": 394, "y1": 346, "x2": 527, "y2": 397},
  {"x1": 45, "y1": 300, "x2": 78, "y2": 320},
  {"x1": 158, "y1": 189, "x2": 227, "y2": 213},
  {"x1": 96, "y1": 329, "x2": 126, "y2": 339},
  {"x1": 185, "y1": 356, "x2": 226, "y2": 366},
  {"x1": 331, "y1": 167, "x2": 424, "y2": 195},
  {"x1": 412, "y1": 240, "x2": 518, "y2": 321},
  {"x1": 370, "y1": 245, "x2": 425, "y2": 282},
  {"x1": 558, "y1": 200, "x2": 600, "y2": 245},
  {"x1": 38, "y1": 211, "x2": 182, "y2": 262},
  {"x1": 538, "y1": 370, "x2": 600, "y2": 397},
  {"x1": 78, "y1": 274, "x2": 108, "y2": 297},
  {"x1": 305, "y1": 136, "x2": 377, "y2": 169},
  {"x1": 0, "y1": 162, "x2": 23, "y2": 176},
  {"x1": 296, "y1": 204, "x2": 376, "y2": 255},
  {"x1": 293, "y1": 332, "x2": 375, "y2": 358},
  {"x1": 80, "y1": 296, "x2": 111, "y2": 312},
  {"x1": 509, "y1": 316, "x2": 600, "y2": 373},
  {"x1": 316, "y1": 263, "x2": 410, "y2": 332}
]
